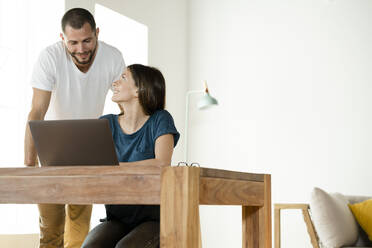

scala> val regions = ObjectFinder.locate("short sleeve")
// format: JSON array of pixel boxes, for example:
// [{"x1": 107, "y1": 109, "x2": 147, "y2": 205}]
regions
[
  {"x1": 30, "y1": 49, "x2": 56, "y2": 91},
  {"x1": 153, "y1": 110, "x2": 180, "y2": 147},
  {"x1": 112, "y1": 52, "x2": 126, "y2": 83}
]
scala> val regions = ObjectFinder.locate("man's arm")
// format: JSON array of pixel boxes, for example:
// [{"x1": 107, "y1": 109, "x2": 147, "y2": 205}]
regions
[{"x1": 24, "y1": 88, "x2": 51, "y2": 166}]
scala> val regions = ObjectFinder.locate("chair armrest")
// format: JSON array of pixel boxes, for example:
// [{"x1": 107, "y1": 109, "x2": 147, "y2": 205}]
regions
[
  {"x1": 274, "y1": 203, "x2": 319, "y2": 248},
  {"x1": 275, "y1": 203, "x2": 309, "y2": 210}
]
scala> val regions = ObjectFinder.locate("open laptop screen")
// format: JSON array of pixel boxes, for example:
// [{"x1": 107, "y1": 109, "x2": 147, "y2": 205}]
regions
[{"x1": 29, "y1": 119, "x2": 119, "y2": 166}]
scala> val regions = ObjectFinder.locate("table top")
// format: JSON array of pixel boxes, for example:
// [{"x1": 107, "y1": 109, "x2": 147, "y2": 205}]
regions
[{"x1": 0, "y1": 165, "x2": 267, "y2": 205}]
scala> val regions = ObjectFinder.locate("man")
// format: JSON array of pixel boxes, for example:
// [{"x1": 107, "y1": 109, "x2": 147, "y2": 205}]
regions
[{"x1": 24, "y1": 8, "x2": 125, "y2": 248}]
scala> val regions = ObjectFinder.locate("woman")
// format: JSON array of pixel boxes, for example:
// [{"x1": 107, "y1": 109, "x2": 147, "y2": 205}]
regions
[{"x1": 82, "y1": 64, "x2": 179, "y2": 248}]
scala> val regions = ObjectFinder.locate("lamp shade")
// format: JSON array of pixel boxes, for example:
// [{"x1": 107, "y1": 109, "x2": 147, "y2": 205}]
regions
[{"x1": 197, "y1": 92, "x2": 218, "y2": 110}]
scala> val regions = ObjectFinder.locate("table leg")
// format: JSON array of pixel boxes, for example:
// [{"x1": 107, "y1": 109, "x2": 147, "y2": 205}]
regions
[
  {"x1": 243, "y1": 206, "x2": 260, "y2": 247},
  {"x1": 242, "y1": 175, "x2": 271, "y2": 248},
  {"x1": 160, "y1": 166, "x2": 202, "y2": 248}
]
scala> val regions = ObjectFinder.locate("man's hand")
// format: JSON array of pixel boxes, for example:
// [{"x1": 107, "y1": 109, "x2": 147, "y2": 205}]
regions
[{"x1": 24, "y1": 88, "x2": 51, "y2": 167}]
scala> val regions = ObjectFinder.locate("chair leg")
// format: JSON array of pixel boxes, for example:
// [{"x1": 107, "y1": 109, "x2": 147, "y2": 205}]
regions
[
  {"x1": 274, "y1": 208, "x2": 281, "y2": 248},
  {"x1": 301, "y1": 208, "x2": 319, "y2": 248}
]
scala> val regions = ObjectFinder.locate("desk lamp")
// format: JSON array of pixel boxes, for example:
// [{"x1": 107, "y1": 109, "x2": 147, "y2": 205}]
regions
[{"x1": 184, "y1": 81, "x2": 218, "y2": 163}]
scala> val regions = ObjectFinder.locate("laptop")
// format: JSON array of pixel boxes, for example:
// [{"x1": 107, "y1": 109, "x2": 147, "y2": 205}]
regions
[{"x1": 29, "y1": 119, "x2": 119, "y2": 166}]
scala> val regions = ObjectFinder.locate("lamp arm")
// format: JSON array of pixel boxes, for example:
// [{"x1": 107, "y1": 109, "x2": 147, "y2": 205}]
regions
[{"x1": 184, "y1": 90, "x2": 204, "y2": 163}]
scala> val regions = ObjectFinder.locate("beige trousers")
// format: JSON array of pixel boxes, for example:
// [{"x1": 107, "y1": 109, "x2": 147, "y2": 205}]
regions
[{"x1": 38, "y1": 204, "x2": 92, "y2": 248}]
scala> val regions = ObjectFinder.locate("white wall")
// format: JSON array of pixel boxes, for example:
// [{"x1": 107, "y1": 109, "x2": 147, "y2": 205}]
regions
[
  {"x1": 188, "y1": 0, "x2": 372, "y2": 247},
  {"x1": 3, "y1": 0, "x2": 372, "y2": 246}
]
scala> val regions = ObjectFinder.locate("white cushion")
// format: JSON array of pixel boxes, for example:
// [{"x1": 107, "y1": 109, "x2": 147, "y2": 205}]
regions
[{"x1": 310, "y1": 187, "x2": 359, "y2": 248}]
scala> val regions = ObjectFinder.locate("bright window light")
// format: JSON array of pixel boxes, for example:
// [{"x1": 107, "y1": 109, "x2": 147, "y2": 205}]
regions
[
  {"x1": 0, "y1": 0, "x2": 64, "y2": 234},
  {"x1": 95, "y1": 4, "x2": 148, "y2": 115}
]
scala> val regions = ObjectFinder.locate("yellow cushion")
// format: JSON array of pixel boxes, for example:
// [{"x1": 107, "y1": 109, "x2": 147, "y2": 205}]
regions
[{"x1": 349, "y1": 199, "x2": 372, "y2": 241}]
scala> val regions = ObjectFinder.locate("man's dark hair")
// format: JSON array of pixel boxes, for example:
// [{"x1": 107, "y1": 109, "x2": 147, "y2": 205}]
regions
[
  {"x1": 61, "y1": 8, "x2": 96, "y2": 33},
  {"x1": 128, "y1": 64, "x2": 166, "y2": 115}
]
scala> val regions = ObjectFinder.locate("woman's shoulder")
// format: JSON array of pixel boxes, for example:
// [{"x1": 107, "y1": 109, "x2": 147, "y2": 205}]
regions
[
  {"x1": 150, "y1": 110, "x2": 179, "y2": 146},
  {"x1": 99, "y1": 114, "x2": 119, "y2": 131},
  {"x1": 149, "y1": 110, "x2": 178, "y2": 130},
  {"x1": 99, "y1": 114, "x2": 117, "y2": 122},
  {"x1": 150, "y1": 110, "x2": 176, "y2": 125},
  {"x1": 152, "y1": 109, "x2": 173, "y2": 120}
]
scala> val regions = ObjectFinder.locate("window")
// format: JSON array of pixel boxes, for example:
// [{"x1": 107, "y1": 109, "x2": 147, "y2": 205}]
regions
[
  {"x1": 0, "y1": 0, "x2": 65, "y2": 234},
  {"x1": 95, "y1": 3, "x2": 148, "y2": 115}
]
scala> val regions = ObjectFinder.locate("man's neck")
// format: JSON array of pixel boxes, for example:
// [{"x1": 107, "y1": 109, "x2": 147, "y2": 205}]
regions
[{"x1": 75, "y1": 60, "x2": 93, "y2": 73}]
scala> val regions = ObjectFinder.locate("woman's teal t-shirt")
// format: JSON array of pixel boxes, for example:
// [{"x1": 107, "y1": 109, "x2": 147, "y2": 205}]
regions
[{"x1": 100, "y1": 110, "x2": 179, "y2": 226}]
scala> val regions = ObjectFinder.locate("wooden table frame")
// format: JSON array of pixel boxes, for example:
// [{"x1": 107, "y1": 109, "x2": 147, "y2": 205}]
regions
[{"x1": 0, "y1": 165, "x2": 271, "y2": 248}]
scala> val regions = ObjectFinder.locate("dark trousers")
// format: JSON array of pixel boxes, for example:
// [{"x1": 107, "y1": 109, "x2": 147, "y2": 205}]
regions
[{"x1": 81, "y1": 220, "x2": 159, "y2": 248}]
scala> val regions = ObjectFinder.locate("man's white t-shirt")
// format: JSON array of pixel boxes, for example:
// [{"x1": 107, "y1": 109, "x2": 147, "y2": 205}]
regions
[{"x1": 31, "y1": 41, "x2": 125, "y2": 120}]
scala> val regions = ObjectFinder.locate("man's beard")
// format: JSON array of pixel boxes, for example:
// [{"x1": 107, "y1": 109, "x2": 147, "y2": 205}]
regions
[{"x1": 68, "y1": 43, "x2": 97, "y2": 65}]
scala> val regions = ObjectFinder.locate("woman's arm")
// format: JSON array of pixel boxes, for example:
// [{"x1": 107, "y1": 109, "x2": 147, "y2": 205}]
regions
[{"x1": 119, "y1": 134, "x2": 175, "y2": 167}]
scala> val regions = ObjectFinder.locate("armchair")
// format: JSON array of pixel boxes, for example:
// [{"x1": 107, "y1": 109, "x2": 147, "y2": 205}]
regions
[{"x1": 275, "y1": 188, "x2": 372, "y2": 248}]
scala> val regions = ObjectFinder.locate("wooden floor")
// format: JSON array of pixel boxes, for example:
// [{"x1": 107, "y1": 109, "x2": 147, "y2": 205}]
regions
[{"x1": 0, "y1": 234, "x2": 39, "y2": 248}]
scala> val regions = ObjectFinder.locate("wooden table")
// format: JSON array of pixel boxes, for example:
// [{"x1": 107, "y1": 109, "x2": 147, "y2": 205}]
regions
[{"x1": 0, "y1": 165, "x2": 271, "y2": 248}]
